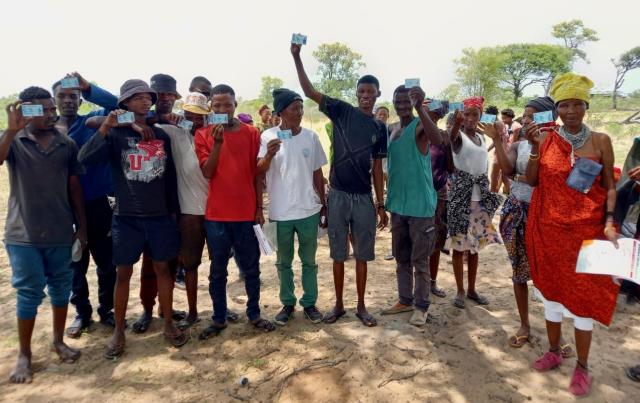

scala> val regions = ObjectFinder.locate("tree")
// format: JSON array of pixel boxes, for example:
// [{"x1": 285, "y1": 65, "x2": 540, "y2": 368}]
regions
[
  {"x1": 313, "y1": 42, "x2": 365, "y2": 103},
  {"x1": 552, "y1": 20, "x2": 599, "y2": 63},
  {"x1": 258, "y1": 76, "x2": 284, "y2": 106},
  {"x1": 611, "y1": 46, "x2": 640, "y2": 109},
  {"x1": 454, "y1": 47, "x2": 505, "y2": 100},
  {"x1": 498, "y1": 44, "x2": 573, "y2": 103}
]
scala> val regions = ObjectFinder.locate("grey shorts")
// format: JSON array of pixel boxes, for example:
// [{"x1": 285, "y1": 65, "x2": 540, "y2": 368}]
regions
[{"x1": 327, "y1": 188, "x2": 376, "y2": 262}]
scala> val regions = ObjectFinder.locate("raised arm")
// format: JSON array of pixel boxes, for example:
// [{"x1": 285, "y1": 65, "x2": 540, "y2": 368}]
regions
[
  {"x1": 78, "y1": 110, "x2": 119, "y2": 165},
  {"x1": 0, "y1": 102, "x2": 27, "y2": 164},
  {"x1": 256, "y1": 138, "x2": 282, "y2": 173},
  {"x1": 478, "y1": 122, "x2": 517, "y2": 176},
  {"x1": 448, "y1": 110, "x2": 464, "y2": 152},
  {"x1": 291, "y1": 44, "x2": 323, "y2": 104},
  {"x1": 69, "y1": 72, "x2": 118, "y2": 111},
  {"x1": 524, "y1": 124, "x2": 547, "y2": 186},
  {"x1": 200, "y1": 125, "x2": 224, "y2": 179},
  {"x1": 410, "y1": 89, "x2": 442, "y2": 146}
]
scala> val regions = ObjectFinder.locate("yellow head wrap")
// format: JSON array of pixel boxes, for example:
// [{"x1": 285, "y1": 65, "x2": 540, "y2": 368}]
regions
[{"x1": 549, "y1": 72, "x2": 594, "y2": 104}]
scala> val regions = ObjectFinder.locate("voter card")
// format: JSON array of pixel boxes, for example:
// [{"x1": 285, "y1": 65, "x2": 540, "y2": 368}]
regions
[
  {"x1": 116, "y1": 111, "x2": 135, "y2": 124},
  {"x1": 480, "y1": 114, "x2": 497, "y2": 124},
  {"x1": 60, "y1": 77, "x2": 80, "y2": 89},
  {"x1": 405, "y1": 78, "x2": 420, "y2": 88},
  {"x1": 277, "y1": 129, "x2": 293, "y2": 140},
  {"x1": 178, "y1": 119, "x2": 193, "y2": 131},
  {"x1": 428, "y1": 100, "x2": 443, "y2": 111},
  {"x1": 21, "y1": 104, "x2": 43, "y2": 117},
  {"x1": 208, "y1": 113, "x2": 228, "y2": 125},
  {"x1": 533, "y1": 110, "x2": 554, "y2": 124},
  {"x1": 449, "y1": 102, "x2": 463, "y2": 112},
  {"x1": 291, "y1": 33, "x2": 307, "y2": 45}
]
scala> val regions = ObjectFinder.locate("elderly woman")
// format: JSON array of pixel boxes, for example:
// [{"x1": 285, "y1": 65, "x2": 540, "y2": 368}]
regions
[
  {"x1": 447, "y1": 97, "x2": 502, "y2": 309},
  {"x1": 481, "y1": 97, "x2": 572, "y2": 355},
  {"x1": 524, "y1": 73, "x2": 619, "y2": 397}
]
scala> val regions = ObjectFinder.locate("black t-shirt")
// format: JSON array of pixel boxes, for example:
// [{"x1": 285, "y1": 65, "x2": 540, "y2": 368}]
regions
[
  {"x1": 320, "y1": 95, "x2": 387, "y2": 194},
  {"x1": 78, "y1": 126, "x2": 179, "y2": 217}
]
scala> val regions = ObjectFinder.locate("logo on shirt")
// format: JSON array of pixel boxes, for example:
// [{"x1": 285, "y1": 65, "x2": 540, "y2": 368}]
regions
[
  {"x1": 302, "y1": 148, "x2": 310, "y2": 158},
  {"x1": 371, "y1": 135, "x2": 377, "y2": 144},
  {"x1": 122, "y1": 138, "x2": 167, "y2": 183}
]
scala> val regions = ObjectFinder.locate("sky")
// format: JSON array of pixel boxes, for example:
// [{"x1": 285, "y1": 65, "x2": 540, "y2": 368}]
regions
[{"x1": 2, "y1": 0, "x2": 639, "y2": 103}]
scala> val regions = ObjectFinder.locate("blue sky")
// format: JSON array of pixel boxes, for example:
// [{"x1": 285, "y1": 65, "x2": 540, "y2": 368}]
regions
[{"x1": 2, "y1": 0, "x2": 639, "y2": 102}]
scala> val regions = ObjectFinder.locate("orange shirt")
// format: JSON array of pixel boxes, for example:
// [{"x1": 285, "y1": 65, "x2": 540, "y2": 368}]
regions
[{"x1": 194, "y1": 123, "x2": 260, "y2": 221}]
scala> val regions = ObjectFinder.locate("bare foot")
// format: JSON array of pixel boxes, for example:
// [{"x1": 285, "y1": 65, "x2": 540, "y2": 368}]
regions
[
  {"x1": 52, "y1": 342, "x2": 81, "y2": 363},
  {"x1": 104, "y1": 332, "x2": 126, "y2": 360},
  {"x1": 9, "y1": 353, "x2": 33, "y2": 384}
]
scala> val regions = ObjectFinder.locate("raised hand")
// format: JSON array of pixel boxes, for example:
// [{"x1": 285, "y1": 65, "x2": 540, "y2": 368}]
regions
[
  {"x1": 211, "y1": 124, "x2": 224, "y2": 145},
  {"x1": 290, "y1": 43, "x2": 301, "y2": 57},
  {"x1": 628, "y1": 166, "x2": 640, "y2": 181},
  {"x1": 266, "y1": 138, "x2": 282, "y2": 157},
  {"x1": 408, "y1": 87, "x2": 426, "y2": 108},
  {"x1": 67, "y1": 72, "x2": 91, "y2": 91},
  {"x1": 478, "y1": 122, "x2": 500, "y2": 141},
  {"x1": 6, "y1": 102, "x2": 29, "y2": 132},
  {"x1": 524, "y1": 123, "x2": 541, "y2": 146}
]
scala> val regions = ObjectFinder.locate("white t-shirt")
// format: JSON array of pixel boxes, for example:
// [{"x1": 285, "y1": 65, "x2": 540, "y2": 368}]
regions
[
  {"x1": 259, "y1": 126, "x2": 328, "y2": 221},
  {"x1": 157, "y1": 124, "x2": 208, "y2": 215}
]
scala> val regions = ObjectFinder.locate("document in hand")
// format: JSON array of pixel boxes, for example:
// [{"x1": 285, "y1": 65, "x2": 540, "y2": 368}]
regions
[
  {"x1": 253, "y1": 224, "x2": 274, "y2": 256},
  {"x1": 576, "y1": 238, "x2": 640, "y2": 284}
]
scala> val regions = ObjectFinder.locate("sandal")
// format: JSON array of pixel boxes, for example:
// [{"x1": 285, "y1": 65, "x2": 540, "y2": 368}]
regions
[
  {"x1": 431, "y1": 282, "x2": 446, "y2": 298},
  {"x1": 199, "y1": 323, "x2": 227, "y2": 340},
  {"x1": 159, "y1": 309, "x2": 188, "y2": 322},
  {"x1": 226, "y1": 309, "x2": 240, "y2": 323},
  {"x1": 452, "y1": 295, "x2": 465, "y2": 309},
  {"x1": 164, "y1": 329, "x2": 189, "y2": 348},
  {"x1": 569, "y1": 366, "x2": 592, "y2": 397},
  {"x1": 252, "y1": 318, "x2": 276, "y2": 333},
  {"x1": 132, "y1": 313, "x2": 152, "y2": 334},
  {"x1": 323, "y1": 308, "x2": 346, "y2": 324},
  {"x1": 66, "y1": 317, "x2": 93, "y2": 339},
  {"x1": 532, "y1": 351, "x2": 563, "y2": 372},
  {"x1": 104, "y1": 341, "x2": 125, "y2": 360},
  {"x1": 625, "y1": 365, "x2": 640, "y2": 382},
  {"x1": 355, "y1": 312, "x2": 377, "y2": 327},
  {"x1": 508, "y1": 334, "x2": 530, "y2": 348},
  {"x1": 177, "y1": 316, "x2": 201, "y2": 330},
  {"x1": 467, "y1": 292, "x2": 489, "y2": 305}
]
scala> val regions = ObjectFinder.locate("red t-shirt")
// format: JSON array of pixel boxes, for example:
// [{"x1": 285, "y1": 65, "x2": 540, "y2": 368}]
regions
[{"x1": 194, "y1": 123, "x2": 260, "y2": 221}]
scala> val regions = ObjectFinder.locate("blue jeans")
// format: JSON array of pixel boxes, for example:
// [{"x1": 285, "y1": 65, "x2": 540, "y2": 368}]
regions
[
  {"x1": 5, "y1": 244, "x2": 72, "y2": 320},
  {"x1": 204, "y1": 221, "x2": 261, "y2": 324}
]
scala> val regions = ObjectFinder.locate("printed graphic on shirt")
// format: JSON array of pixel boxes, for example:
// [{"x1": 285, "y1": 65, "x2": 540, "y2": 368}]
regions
[{"x1": 121, "y1": 138, "x2": 167, "y2": 182}]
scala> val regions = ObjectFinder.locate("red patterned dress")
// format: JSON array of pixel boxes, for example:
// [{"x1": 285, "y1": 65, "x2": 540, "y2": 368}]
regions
[{"x1": 525, "y1": 130, "x2": 619, "y2": 326}]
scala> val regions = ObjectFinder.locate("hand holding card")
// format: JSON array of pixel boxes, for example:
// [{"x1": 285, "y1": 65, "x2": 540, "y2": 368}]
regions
[
  {"x1": 449, "y1": 102, "x2": 464, "y2": 112},
  {"x1": 116, "y1": 111, "x2": 135, "y2": 124},
  {"x1": 277, "y1": 129, "x2": 293, "y2": 140},
  {"x1": 291, "y1": 33, "x2": 308, "y2": 45},
  {"x1": 480, "y1": 114, "x2": 497, "y2": 124},
  {"x1": 428, "y1": 100, "x2": 443, "y2": 111},
  {"x1": 21, "y1": 104, "x2": 44, "y2": 117},
  {"x1": 405, "y1": 78, "x2": 420, "y2": 88},
  {"x1": 208, "y1": 113, "x2": 228, "y2": 125},
  {"x1": 178, "y1": 119, "x2": 193, "y2": 131},
  {"x1": 533, "y1": 110, "x2": 554, "y2": 125},
  {"x1": 60, "y1": 77, "x2": 80, "y2": 89}
]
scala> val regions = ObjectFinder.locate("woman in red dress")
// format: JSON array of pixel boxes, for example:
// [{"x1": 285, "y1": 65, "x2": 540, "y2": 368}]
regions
[{"x1": 524, "y1": 73, "x2": 620, "y2": 397}]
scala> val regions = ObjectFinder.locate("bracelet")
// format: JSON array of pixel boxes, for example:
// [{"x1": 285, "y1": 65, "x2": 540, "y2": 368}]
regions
[
  {"x1": 605, "y1": 211, "x2": 614, "y2": 218},
  {"x1": 529, "y1": 153, "x2": 540, "y2": 161}
]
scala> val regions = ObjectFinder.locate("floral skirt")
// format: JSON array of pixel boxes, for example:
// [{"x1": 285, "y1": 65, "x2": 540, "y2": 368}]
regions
[
  {"x1": 447, "y1": 201, "x2": 501, "y2": 254},
  {"x1": 499, "y1": 196, "x2": 530, "y2": 284}
]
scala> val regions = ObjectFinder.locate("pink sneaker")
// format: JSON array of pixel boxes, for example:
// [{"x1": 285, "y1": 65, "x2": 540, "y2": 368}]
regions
[
  {"x1": 569, "y1": 366, "x2": 592, "y2": 397},
  {"x1": 532, "y1": 351, "x2": 563, "y2": 372}
]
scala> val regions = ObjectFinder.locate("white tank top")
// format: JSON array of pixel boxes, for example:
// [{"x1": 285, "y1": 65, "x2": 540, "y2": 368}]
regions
[{"x1": 453, "y1": 131, "x2": 488, "y2": 201}]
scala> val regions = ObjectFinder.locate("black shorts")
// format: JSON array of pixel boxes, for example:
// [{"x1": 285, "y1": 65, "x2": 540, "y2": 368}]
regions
[{"x1": 111, "y1": 215, "x2": 179, "y2": 266}]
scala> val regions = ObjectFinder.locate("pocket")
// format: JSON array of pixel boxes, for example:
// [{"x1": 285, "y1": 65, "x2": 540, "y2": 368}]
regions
[{"x1": 566, "y1": 158, "x2": 602, "y2": 194}]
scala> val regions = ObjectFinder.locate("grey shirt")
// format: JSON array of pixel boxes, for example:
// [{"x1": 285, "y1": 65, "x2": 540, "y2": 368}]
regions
[{"x1": 3, "y1": 129, "x2": 85, "y2": 247}]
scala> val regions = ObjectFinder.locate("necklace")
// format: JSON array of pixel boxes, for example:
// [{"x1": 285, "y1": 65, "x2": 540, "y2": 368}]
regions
[{"x1": 559, "y1": 124, "x2": 591, "y2": 150}]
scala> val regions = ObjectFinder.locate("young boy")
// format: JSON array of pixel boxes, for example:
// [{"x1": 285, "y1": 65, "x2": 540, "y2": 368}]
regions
[
  {"x1": 1, "y1": 87, "x2": 86, "y2": 383},
  {"x1": 78, "y1": 79, "x2": 187, "y2": 358}
]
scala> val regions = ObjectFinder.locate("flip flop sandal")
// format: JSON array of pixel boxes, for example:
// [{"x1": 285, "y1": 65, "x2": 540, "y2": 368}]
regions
[
  {"x1": 159, "y1": 310, "x2": 188, "y2": 322},
  {"x1": 467, "y1": 293, "x2": 489, "y2": 305},
  {"x1": 132, "y1": 315, "x2": 152, "y2": 334},
  {"x1": 177, "y1": 317, "x2": 201, "y2": 330},
  {"x1": 560, "y1": 344, "x2": 575, "y2": 359},
  {"x1": 452, "y1": 296, "x2": 465, "y2": 309},
  {"x1": 508, "y1": 334, "x2": 530, "y2": 348},
  {"x1": 625, "y1": 365, "x2": 640, "y2": 382},
  {"x1": 252, "y1": 318, "x2": 276, "y2": 332},
  {"x1": 199, "y1": 323, "x2": 227, "y2": 340},
  {"x1": 355, "y1": 312, "x2": 377, "y2": 327},
  {"x1": 431, "y1": 286, "x2": 446, "y2": 298},
  {"x1": 66, "y1": 318, "x2": 93, "y2": 339},
  {"x1": 104, "y1": 342, "x2": 125, "y2": 360},
  {"x1": 164, "y1": 330, "x2": 189, "y2": 348},
  {"x1": 323, "y1": 309, "x2": 347, "y2": 324}
]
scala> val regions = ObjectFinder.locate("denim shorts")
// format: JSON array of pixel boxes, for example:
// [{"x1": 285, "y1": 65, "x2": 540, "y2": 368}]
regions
[{"x1": 111, "y1": 215, "x2": 179, "y2": 265}]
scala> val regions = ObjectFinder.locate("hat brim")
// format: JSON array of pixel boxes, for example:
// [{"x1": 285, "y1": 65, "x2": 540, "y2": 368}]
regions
[
  {"x1": 118, "y1": 89, "x2": 158, "y2": 109},
  {"x1": 182, "y1": 104, "x2": 210, "y2": 115}
]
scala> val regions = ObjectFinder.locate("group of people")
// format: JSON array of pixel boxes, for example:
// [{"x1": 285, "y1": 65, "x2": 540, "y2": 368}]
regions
[{"x1": 1, "y1": 42, "x2": 638, "y2": 397}]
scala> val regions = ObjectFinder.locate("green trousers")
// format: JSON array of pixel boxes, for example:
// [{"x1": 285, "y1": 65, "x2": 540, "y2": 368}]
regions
[{"x1": 275, "y1": 213, "x2": 320, "y2": 307}]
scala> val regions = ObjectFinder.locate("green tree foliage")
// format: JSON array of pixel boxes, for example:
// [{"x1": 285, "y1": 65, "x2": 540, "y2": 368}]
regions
[
  {"x1": 0, "y1": 94, "x2": 18, "y2": 130},
  {"x1": 612, "y1": 46, "x2": 640, "y2": 109},
  {"x1": 313, "y1": 43, "x2": 365, "y2": 103},
  {"x1": 258, "y1": 76, "x2": 284, "y2": 106},
  {"x1": 497, "y1": 44, "x2": 573, "y2": 103},
  {"x1": 454, "y1": 47, "x2": 505, "y2": 101},
  {"x1": 552, "y1": 19, "x2": 599, "y2": 63}
]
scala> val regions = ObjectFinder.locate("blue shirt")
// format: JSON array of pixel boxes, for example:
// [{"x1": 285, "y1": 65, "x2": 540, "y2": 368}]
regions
[{"x1": 68, "y1": 84, "x2": 118, "y2": 201}]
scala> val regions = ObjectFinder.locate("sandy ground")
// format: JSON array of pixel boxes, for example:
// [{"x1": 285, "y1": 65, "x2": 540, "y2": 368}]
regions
[{"x1": 0, "y1": 167, "x2": 639, "y2": 403}]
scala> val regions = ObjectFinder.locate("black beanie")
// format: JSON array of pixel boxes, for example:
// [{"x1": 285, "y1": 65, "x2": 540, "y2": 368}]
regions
[
  {"x1": 526, "y1": 96, "x2": 558, "y2": 120},
  {"x1": 272, "y1": 88, "x2": 303, "y2": 115}
]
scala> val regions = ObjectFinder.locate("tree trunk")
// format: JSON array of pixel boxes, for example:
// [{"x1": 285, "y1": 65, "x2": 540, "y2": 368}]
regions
[{"x1": 613, "y1": 90, "x2": 618, "y2": 110}]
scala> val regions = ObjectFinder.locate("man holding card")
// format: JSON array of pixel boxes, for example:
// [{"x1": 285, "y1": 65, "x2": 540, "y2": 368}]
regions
[
  {"x1": 78, "y1": 79, "x2": 187, "y2": 358},
  {"x1": 50, "y1": 73, "x2": 121, "y2": 338},
  {"x1": 291, "y1": 41, "x2": 388, "y2": 327},
  {"x1": 194, "y1": 84, "x2": 276, "y2": 336},
  {"x1": 257, "y1": 88, "x2": 328, "y2": 325},
  {"x1": 380, "y1": 85, "x2": 443, "y2": 326},
  {"x1": 1, "y1": 86, "x2": 86, "y2": 383}
]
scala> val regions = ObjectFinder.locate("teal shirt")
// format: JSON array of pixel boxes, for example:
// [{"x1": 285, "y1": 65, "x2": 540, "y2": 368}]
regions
[{"x1": 386, "y1": 117, "x2": 437, "y2": 218}]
